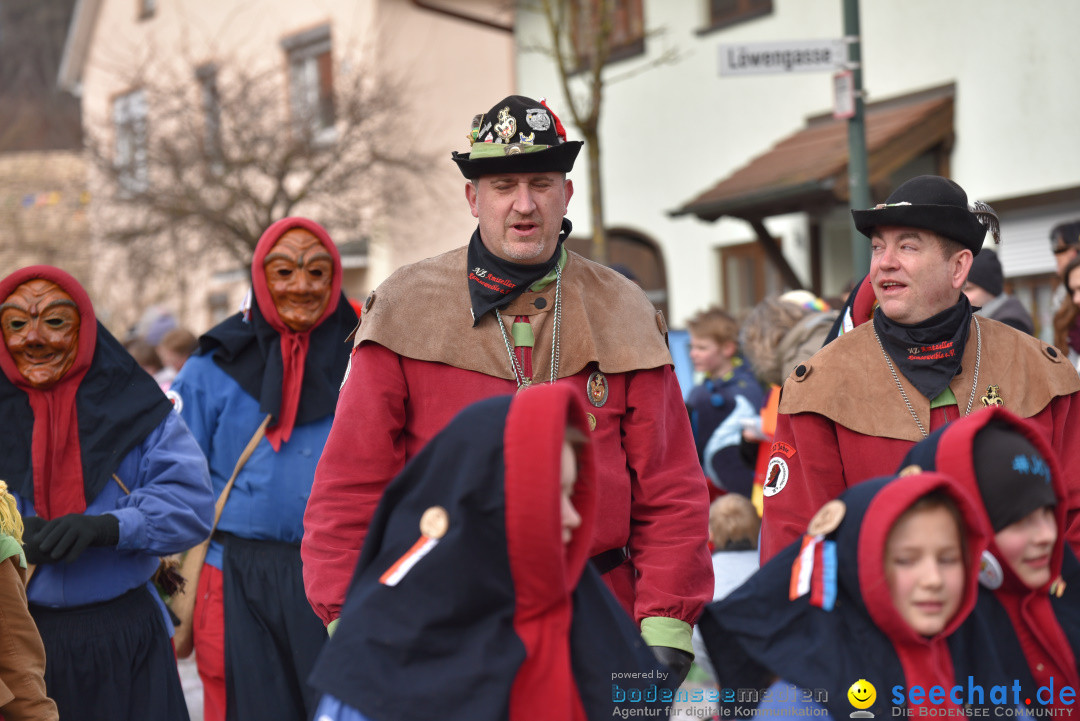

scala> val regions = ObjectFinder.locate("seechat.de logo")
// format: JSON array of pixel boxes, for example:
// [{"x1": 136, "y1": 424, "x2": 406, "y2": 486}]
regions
[{"x1": 849, "y1": 679, "x2": 877, "y2": 718}]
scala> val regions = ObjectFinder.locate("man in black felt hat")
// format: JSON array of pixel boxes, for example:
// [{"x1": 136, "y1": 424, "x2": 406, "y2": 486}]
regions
[
  {"x1": 759, "y1": 175, "x2": 1080, "y2": 561},
  {"x1": 303, "y1": 95, "x2": 712, "y2": 685}
]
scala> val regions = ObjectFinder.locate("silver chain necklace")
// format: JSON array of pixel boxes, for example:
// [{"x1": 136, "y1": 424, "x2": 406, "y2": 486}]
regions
[
  {"x1": 495, "y1": 262, "x2": 562, "y2": 389},
  {"x1": 871, "y1": 316, "x2": 981, "y2": 438}
]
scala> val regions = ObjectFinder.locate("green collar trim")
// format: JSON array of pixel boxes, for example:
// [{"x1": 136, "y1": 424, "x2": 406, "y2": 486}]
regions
[
  {"x1": 931, "y1": 387, "x2": 958, "y2": 409},
  {"x1": 531, "y1": 246, "x2": 567, "y2": 292},
  {"x1": 511, "y1": 320, "x2": 535, "y2": 348}
]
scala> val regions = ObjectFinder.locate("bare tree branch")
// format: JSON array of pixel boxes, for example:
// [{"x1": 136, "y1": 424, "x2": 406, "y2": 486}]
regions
[
  {"x1": 519, "y1": 1, "x2": 681, "y2": 265},
  {"x1": 83, "y1": 47, "x2": 434, "y2": 274}
]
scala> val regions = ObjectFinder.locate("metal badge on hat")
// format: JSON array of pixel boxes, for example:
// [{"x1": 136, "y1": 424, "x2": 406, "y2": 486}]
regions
[
  {"x1": 525, "y1": 108, "x2": 551, "y2": 131},
  {"x1": 494, "y1": 106, "x2": 516, "y2": 143}
]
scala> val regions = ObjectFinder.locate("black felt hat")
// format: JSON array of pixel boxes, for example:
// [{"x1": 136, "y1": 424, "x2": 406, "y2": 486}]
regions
[
  {"x1": 972, "y1": 420, "x2": 1057, "y2": 532},
  {"x1": 966, "y1": 247, "x2": 1004, "y2": 297},
  {"x1": 852, "y1": 175, "x2": 990, "y2": 254},
  {"x1": 451, "y1": 95, "x2": 583, "y2": 179}
]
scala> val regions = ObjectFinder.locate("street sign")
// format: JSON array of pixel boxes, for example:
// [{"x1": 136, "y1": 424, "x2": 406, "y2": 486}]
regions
[{"x1": 720, "y1": 39, "x2": 847, "y2": 76}]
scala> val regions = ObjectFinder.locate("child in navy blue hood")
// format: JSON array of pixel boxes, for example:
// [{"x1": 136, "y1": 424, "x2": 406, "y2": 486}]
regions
[
  {"x1": 308, "y1": 382, "x2": 673, "y2": 721},
  {"x1": 900, "y1": 406, "x2": 1080, "y2": 716},
  {"x1": 698, "y1": 470, "x2": 1005, "y2": 719}
]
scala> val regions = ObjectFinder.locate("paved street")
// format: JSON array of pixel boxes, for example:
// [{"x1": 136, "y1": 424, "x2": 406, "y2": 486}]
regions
[
  {"x1": 179, "y1": 655, "x2": 203, "y2": 721},
  {"x1": 176, "y1": 656, "x2": 716, "y2": 720}
]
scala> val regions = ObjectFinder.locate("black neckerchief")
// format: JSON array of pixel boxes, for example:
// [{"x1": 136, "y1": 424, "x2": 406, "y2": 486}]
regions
[
  {"x1": 874, "y1": 296, "x2": 972, "y2": 401},
  {"x1": 467, "y1": 218, "x2": 571, "y2": 327},
  {"x1": 0, "y1": 321, "x2": 173, "y2": 506},
  {"x1": 198, "y1": 292, "x2": 358, "y2": 426}
]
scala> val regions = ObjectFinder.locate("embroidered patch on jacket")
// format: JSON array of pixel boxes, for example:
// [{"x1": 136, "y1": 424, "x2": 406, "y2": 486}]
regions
[
  {"x1": 165, "y1": 389, "x2": 183, "y2": 414},
  {"x1": 770, "y1": 441, "x2": 796, "y2": 458},
  {"x1": 587, "y1": 371, "x2": 608, "y2": 407},
  {"x1": 763, "y1": 458, "x2": 789, "y2": 497}
]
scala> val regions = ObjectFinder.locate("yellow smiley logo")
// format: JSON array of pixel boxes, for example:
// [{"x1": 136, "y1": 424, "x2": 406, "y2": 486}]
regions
[{"x1": 847, "y1": 679, "x2": 876, "y2": 710}]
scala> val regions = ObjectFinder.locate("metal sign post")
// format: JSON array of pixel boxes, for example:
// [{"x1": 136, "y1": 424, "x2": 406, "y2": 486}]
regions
[
  {"x1": 716, "y1": 10, "x2": 871, "y2": 278},
  {"x1": 844, "y1": 0, "x2": 871, "y2": 276}
]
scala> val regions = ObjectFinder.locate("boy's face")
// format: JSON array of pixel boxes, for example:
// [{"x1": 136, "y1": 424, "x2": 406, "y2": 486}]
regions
[
  {"x1": 884, "y1": 505, "x2": 965, "y2": 637},
  {"x1": 994, "y1": 506, "x2": 1056, "y2": 589},
  {"x1": 560, "y1": 440, "x2": 582, "y2": 546},
  {"x1": 689, "y1": 335, "x2": 734, "y2": 377}
]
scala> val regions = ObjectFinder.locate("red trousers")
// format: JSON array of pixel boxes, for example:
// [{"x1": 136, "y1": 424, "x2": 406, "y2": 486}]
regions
[{"x1": 193, "y1": 564, "x2": 226, "y2": 721}]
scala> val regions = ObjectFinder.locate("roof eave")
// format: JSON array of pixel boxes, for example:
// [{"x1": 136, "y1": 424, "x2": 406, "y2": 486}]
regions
[
  {"x1": 670, "y1": 179, "x2": 836, "y2": 222},
  {"x1": 57, "y1": 0, "x2": 103, "y2": 95}
]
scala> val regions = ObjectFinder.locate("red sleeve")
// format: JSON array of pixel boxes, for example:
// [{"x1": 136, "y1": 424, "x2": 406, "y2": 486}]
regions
[
  {"x1": 623, "y1": 366, "x2": 713, "y2": 626},
  {"x1": 759, "y1": 410, "x2": 846, "y2": 563},
  {"x1": 302, "y1": 343, "x2": 408, "y2": 625},
  {"x1": 1037, "y1": 394, "x2": 1080, "y2": 556}
]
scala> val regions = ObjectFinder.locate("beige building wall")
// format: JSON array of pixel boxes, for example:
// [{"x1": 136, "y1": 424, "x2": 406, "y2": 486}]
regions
[
  {"x1": 0, "y1": 150, "x2": 93, "y2": 309},
  {"x1": 366, "y1": 0, "x2": 516, "y2": 282},
  {"x1": 66, "y1": 0, "x2": 513, "y2": 336}
]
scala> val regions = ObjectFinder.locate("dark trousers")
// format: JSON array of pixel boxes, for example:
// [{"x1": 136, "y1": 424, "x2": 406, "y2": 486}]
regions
[
  {"x1": 31, "y1": 585, "x2": 190, "y2": 721},
  {"x1": 222, "y1": 534, "x2": 327, "y2": 721}
]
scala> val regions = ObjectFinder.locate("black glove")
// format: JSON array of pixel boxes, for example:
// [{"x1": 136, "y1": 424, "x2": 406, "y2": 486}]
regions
[
  {"x1": 21, "y1": 516, "x2": 48, "y2": 565},
  {"x1": 23, "y1": 514, "x2": 120, "y2": 565},
  {"x1": 651, "y1": 646, "x2": 693, "y2": 688}
]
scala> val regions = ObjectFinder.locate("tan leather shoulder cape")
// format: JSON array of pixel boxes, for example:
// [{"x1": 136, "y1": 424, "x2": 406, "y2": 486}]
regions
[
  {"x1": 779, "y1": 316, "x2": 1080, "y2": 442},
  {"x1": 356, "y1": 246, "x2": 671, "y2": 380}
]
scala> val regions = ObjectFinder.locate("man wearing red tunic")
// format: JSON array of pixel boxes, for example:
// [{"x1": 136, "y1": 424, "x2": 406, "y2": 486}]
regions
[
  {"x1": 301, "y1": 95, "x2": 711, "y2": 683},
  {"x1": 760, "y1": 175, "x2": 1080, "y2": 562}
]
